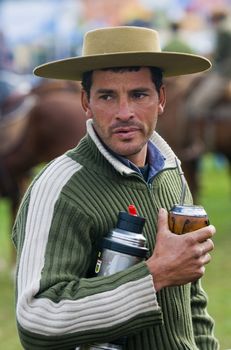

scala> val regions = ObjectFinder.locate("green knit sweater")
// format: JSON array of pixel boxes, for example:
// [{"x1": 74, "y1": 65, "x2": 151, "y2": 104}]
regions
[{"x1": 13, "y1": 119, "x2": 219, "y2": 350}]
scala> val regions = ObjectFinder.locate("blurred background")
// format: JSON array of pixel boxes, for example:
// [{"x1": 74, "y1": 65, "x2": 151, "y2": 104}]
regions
[
  {"x1": 0, "y1": 0, "x2": 231, "y2": 349},
  {"x1": 1, "y1": 0, "x2": 229, "y2": 72}
]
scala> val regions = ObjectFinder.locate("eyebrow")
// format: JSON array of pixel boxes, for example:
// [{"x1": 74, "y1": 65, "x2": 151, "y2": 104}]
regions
[
  {"x1": 96, "y1": 89, "x2": 114, "y2": 94},
  {"x1": 131, "y1": 88, "x2": 151, "y2": 93}
]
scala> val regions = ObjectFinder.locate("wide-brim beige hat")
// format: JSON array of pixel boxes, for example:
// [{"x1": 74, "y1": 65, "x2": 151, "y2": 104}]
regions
[{"x1": 34, "y1": 26, "x2": 211, "y2": 80}]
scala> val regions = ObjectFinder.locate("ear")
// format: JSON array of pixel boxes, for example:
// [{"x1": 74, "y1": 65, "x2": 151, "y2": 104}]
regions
[
  {"x1": 81, "y1": 90, "x2": 93, "y2": 118},
  {"x1": 158, "y1": 85, "x2": 166, "y2": 115}
]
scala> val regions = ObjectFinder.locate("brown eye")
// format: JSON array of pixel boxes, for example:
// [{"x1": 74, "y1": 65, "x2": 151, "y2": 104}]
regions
[
  {"x1": 133, "y1": 92, "x2": 148, "y2": 100},
  {"x1": 99, "y1": 94, "x2": 112, "y2": 101}
]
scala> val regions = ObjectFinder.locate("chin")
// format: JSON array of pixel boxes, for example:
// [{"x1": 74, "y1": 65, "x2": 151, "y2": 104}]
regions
[{"x1": 117, "y1": 147, "x2": 142, "y2": 158}]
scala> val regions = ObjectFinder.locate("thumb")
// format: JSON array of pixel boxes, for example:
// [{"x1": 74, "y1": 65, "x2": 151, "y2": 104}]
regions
[{"x1": 157, "y1": 208, "x2": 169, "y2": 234}]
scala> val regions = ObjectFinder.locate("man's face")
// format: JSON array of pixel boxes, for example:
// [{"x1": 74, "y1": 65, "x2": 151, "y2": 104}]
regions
[{"x1": 81, "y1": 67, "x2": 165, "y2": 167}]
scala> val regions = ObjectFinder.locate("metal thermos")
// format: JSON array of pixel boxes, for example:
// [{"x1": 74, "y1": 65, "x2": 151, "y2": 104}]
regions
[
  {"x1": 169, "y1": 158, "x2": 209, "y2": 234},
  {"x1": 86, "y1": 205, "x2": 148, "y2": 350},
  {"x1": 82, "y1": 344, "x2": 122, "y2": 350},
  {"x1": 95, "y1": 205, "x2": 148, "y2": 276}
]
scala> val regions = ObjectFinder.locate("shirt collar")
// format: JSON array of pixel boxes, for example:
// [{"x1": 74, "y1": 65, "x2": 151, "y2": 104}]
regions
[{"x1": 106, "y1": 140, "x2": 165, "y2": 182}]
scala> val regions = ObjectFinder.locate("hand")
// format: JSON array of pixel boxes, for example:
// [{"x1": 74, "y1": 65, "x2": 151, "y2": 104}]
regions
[{"x1": 146, "y1": 208, "x2": 215, "y2": 291}]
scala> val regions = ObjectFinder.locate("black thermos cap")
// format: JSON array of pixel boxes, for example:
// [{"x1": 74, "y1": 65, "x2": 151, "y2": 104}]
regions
[{"x1": 116, "y1": 211, "x2": 146, "y2": 233}]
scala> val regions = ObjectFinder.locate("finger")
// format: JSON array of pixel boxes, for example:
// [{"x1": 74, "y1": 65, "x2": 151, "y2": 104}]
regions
[
  {"x1": 157, "y1": 208, "x2": 169, "y2": 232},
  {"x1": 193, "y1": 238, "x2": 214, "y2": 260},
  {"x1": 203, "y1": 253, "x2": 212, "y2": 265},
  {"x1": 202, "y1": 238, "x2": 214, "y2": 253},
  {"x1": 190, "y1": 224, "x2": 216, "y2": 243}
]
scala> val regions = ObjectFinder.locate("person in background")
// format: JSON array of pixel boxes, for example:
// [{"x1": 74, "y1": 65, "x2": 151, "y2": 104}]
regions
[
  {"x1": 163, "y1": 20, "x2": 194, "y2": 53},
  {"x1": 184, "y1": 8, "x2": 231, "y2": 120},
  {"x1": 13, "y1": 26, "x2": 219, "y2": 349}
]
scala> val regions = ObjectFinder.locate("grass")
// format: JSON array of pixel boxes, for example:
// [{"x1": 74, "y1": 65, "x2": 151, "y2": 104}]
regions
[
  {"x1": 199, "y1": 155, "x2": 231, "y2": 349},
  {"x1": 0, "y1": 154, "x2": 231, "y2": 349},
  {"x1": 0, "y1": 199, "x2": 22, "y2": 349}
]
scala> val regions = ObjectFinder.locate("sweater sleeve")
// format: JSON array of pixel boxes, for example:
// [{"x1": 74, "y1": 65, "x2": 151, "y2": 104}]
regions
[
  {"x1": 190, "y1": 279, "x2": 219, "y2": 349},
  {"x1": 13, "y1": 185, "x2": 162, "y2": 349}
]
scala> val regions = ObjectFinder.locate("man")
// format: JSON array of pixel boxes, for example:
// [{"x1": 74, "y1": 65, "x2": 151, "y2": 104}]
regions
[
  {"x1": 13, "y1": 26, "x2": 219, "y2": 349},
  {"x1": 163, "y1": 21, "x2": 194, "y2": 54},
  {"x1": 185, "y1": 9, "x2": 231, "y2": 120}
]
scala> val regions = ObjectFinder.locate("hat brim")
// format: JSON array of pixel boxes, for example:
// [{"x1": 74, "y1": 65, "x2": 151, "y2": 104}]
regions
[{"x1": 33, "y1": 51, "x2": 211, "y2": 80}]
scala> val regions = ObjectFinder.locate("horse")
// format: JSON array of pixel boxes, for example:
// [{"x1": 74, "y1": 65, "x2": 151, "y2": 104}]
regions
[
  {"x1": 157, "y1": 74, "x2": 231, "y2": 199},
  {"x1": 0, "y1": 79, "x2": 87, "y2": 263}
]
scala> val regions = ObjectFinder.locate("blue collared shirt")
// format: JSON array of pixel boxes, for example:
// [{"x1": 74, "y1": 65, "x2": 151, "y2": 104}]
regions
[{"x1": 113, "y1": 140, "x2": 165, "y2": 183}]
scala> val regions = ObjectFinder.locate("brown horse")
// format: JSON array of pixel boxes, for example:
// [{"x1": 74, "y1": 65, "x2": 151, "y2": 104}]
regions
[
  {"x1": 157, "y1": 74, "x2": 231, "y2": 198},
  {"x1": 0, "y1": 80, "x2": 87, "y2": 261}
]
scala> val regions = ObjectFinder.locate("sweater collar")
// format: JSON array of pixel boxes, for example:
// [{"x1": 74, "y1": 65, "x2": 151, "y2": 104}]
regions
[{"x1": 86, "y1": 119, "x2": 179, "y2": 175}]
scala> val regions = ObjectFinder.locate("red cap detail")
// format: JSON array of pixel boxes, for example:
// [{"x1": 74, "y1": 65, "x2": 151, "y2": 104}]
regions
[{"x1": 128, "y1": 204, "x2": 137, "y2": 216}]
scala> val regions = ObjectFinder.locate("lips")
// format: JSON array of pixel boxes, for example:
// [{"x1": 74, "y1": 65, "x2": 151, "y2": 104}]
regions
[
  {"x1": 113, "y1": 126, "x2": 139, "y2": 133},
  {"x1": 112, "y1": 126, "x2": 140, "y2": 139}
]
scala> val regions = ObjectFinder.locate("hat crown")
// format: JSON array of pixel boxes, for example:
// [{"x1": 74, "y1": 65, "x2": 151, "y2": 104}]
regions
[{"x1": 82, "y1": 26, "x2": 161, "y2": 56}]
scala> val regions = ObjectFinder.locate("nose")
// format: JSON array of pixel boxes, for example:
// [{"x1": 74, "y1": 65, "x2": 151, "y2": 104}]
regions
[{"x1": 115, "y1": 96, "x2": 134, "y2": 121}]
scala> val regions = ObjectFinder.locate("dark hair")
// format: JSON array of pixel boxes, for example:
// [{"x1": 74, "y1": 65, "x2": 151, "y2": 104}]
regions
[{"x1": 81, "y1": 66, "x2": 163, "y2": 99}]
